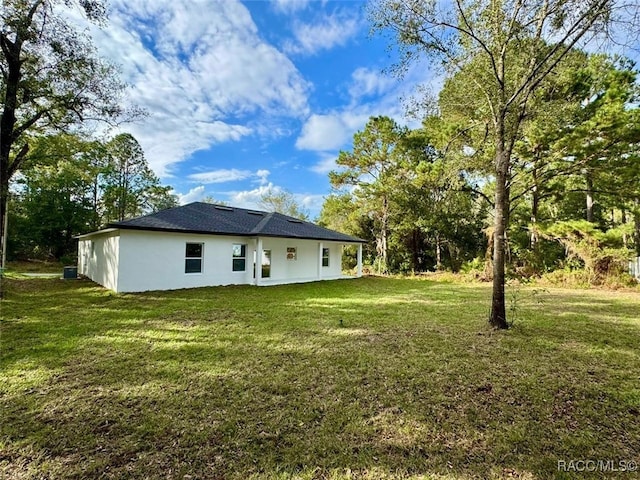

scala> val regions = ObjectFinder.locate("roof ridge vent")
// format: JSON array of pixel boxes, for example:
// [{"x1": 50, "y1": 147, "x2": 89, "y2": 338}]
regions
[
  {"x1": 214, "y1": 205, "x2": 233, "y2": 211},
  {"x1": 287, "y1": 218, "x2": 303, "y2": 224},
  {"x1": 247, "y1": 210, "x2": 265, "y2": 216}
]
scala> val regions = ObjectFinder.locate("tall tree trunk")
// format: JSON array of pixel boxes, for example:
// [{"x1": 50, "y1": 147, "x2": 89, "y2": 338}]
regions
[
  {"x1": 0, "y1": 188, "x2": 8, "y2": 271},
  {"x1": 380, "y1": 195, "x2": 389, "y2": 273},
  {"x1": 634, "y1": 198, "x2": 640, "y2": 256},
  {"x1": 447, "y1": 243, "x2": 458, "y2": 272},
  {"x1": 586, "y1": 171, "x2": 594, "y2": 222},
  {"x1": 0, "y1": 31, "x2": 23, "y2": 271},
  {"x1": 530, "y1": 163, "x2": 540, "y2": 249},
  {"x1": 0, "y1": 196, "x2": 9, "y2": 270},
  {"x1": 92, "y1": 179, "x2": 100, "y2": 230},
  {"x1": 412, "y1": 228, "x2": 420, "y2": 272},
  {"x1": 484, "y1": 229, "x2": 493, "y2": 280},
  {"x1": 490, "y1": 121, "x2": 509, "y2": 330},
  {"x1": 435, "y1": 233, "x2": 442, "y2": 271},
  {"x1": 622, "y1": 207, "x2": 628, "y2": 248}
]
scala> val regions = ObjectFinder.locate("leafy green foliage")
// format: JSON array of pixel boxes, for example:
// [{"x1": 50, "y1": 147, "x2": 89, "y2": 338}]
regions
[
  {"x1": 318, "y1": 193, "x2": 373, "y2": 270},
  {"x1": 326, "y1": 116, "x2": 486, "y2": 275},
  {"x1": 258, "y1": 188, "x2": 309, "y2": 221},
  {"x1": 368, "y1": 0, "x2": 640, "y2": 327},
  {"x1": 0, "y1": 0, "x2": 135, "y2": 267},
  {"x1": 330, "y1": 116, "x2": 408, "y2": 273},
  {"x1": 321, "y1": 53, "x2": 639, "y2": 285},
  {"x1": 540, "y1": 220, "x2": 633, "y2": 284},
  {"x1": 8, "y1": 132, "x2": 177, "y2": 261},
  {"x1": 101, "y1": 133, "x2": 176, "y2": 223}
]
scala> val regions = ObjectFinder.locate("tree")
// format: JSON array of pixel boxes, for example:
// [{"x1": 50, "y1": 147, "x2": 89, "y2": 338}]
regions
[
  {"x1": 258, "y1": 188, "x2": 309, "y2": 220},
  {"x1": 1, "y1": 0, "x2": 129, "y2": 269},
  {"x1": 12, "y1": 149, "x2": 95, "y2": 260},
  {"x1": 101, "y1": 134, "x2": 175, "y2": 222},
  {"x1": 370, "y1": 0, "x2": 640, "y2": 328},
  {"x1": 202, "y1": 196, "x2": 229, "y2": 206},
  {"x1": 23, "y1": 132, "x2": 108, "y2": 229},
  {"x1": 145, "y1": 185, "x2": 179, "y2": 214},
  {"x1": 396, "y1": 123, "x2": 488, "y2": 272},
  {"x1": 540, "y1": 220, "x2": 633, "y2": 284},
  {"x1": 318, "y1": 193, "x2": 369, "y2": 240},
  {"x1": 8, "y1": 133, "x2": 97, "y2": 260},
  {"x1": 330, "y1": 116, "x2": 407, "y2": 273},
  {"x1": 551, "y1": 55, "x2": 640, "y2": 223},
  {"x1": 7, "y1": 132, "x2": 176, "y2": 261}
]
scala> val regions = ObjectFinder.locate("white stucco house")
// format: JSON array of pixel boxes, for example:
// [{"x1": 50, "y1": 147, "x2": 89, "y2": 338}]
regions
[{"x1": 77, "y1": 202, "x2": 365, "y2": 293}]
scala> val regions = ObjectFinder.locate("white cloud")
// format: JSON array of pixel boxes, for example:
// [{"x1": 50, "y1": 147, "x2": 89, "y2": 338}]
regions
[
  {"x1": 255, "y1": 169, "x2": 271, "y2": 185},
  {"x1": 188, "y1": 168, "x2": 253, "y2": 184},
  {"x1": 75, "y1": 0, "x2": 310, "y2": 177},
  {"x1": 223, "y1": 182, "x2": 324, "y2": 217},
  {"x1": 349, "y1": 67, "x2": 395, "y2": 101},
  {"x1": 310, "y1": 153, "x2": 338, "y2": 175},
  {"x1": 187, "y1": 168, "x2": 277, "y2": 186},
  {"x1": 296, "y1": 60, "x2": 438, "y2": 154},
  {"x1": 284, "y1": 11, "x2": 360, "y2": 56},
  {"x1": 297, "y1": 193, "x2": 325, "y2": 216},
  {"x1": 272, "y1": 0, "x2": 312, "y2": 14},
  {"x1": 227, "y1": 183, "x2": 283, "y2": 209},
  {"x1": 295, "y1": 109, "x2": 373, "y2": 152},
  {"x1": 295, "y1": 114, "x2": 352, "y2": 151},
  {"x1": 176, "y1": 185, "x2": 206, "y2": 204}
]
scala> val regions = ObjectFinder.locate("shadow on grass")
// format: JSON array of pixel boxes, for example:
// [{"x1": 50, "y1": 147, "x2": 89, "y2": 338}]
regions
[{"x1": 2, "y1": 276, "x2": 639, "y2": 479}]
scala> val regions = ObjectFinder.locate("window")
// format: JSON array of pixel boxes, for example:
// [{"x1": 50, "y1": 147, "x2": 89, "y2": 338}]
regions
[
  {"x1": 322, "y1": 247, "x2": 330, "y2": 267},
  {"x1": 185, "y1": 243, "x2": 203, "y2": 273},
  {"x1": 286, "y1": 247, "x2": 297, "y2": 260},
  {"x1": 232, "y1": 244, "x2": 246, "y2": 271}
]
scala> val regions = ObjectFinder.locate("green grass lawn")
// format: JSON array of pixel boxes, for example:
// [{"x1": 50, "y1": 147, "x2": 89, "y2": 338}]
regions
[
  {"x1": 3, "y1": 261, "x2": 66, "y2": 275},
  {"x1": 1, "y1": 276, "x2": 639, "y2": 479}
]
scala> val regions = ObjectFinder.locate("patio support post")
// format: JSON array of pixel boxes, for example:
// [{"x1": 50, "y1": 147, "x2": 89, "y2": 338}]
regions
[
  {"x1": 256, "y1": 237, "x2": 263, "y2": 286},
  {"x1": 357, "y1": 243, "x2": 363, "y2": 277}
]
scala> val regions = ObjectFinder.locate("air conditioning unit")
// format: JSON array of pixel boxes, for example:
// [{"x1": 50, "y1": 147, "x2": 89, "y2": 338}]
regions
[{"x1": 63, "y1": 266, "x2": 78, "y2": 279}]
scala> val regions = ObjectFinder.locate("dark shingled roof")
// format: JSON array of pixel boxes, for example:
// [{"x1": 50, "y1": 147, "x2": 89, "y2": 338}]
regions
[{"x1": 107, "y1": 202, "x2": 365, "y2": 243}]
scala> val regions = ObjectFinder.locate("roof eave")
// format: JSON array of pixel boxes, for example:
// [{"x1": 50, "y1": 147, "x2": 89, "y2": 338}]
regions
[
  {"x1": 106, "y1": 224, "x2": 366, "y2": 243},
  {"x1": 74, "y1": 228, "x2": 119, "y2": 239}
]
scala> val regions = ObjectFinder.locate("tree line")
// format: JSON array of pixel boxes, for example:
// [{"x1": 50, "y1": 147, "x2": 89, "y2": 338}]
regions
[
  {"x1": 320, "y1": 52, "x2": 639, "y2": 286},
  {"x1": 7, "y1": 132, "x2": 177, "y2": 262},
  {"x1": 362, "y1": 0, "x2": 640, "y2": 328}
]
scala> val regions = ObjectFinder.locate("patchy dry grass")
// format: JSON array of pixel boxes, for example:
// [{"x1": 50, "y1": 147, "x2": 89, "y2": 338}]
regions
[
  {"x1": 1, "y1": 276, "x2": 639, "y2": 479},
  {"x1": 4, "y1": 261, "x2": 65, "y2": 274}
]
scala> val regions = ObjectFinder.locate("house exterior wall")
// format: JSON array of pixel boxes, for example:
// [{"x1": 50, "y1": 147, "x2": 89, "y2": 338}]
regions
[
  {"x1": 258, "y1": 237, "x2": 343, "y2": 285},
  {"x1": 78, "y1": 231, "x2": 120, "y2": 291},
  {"x1": 79, "y1": 229, "x2": 356, "y2": 293},
  {"x1": 116, "y1": 230, "x2": 255, "y2": 292}
]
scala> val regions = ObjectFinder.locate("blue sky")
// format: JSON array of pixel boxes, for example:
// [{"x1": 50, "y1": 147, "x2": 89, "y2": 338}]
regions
[
  {"x1": 77, "y1": 0, "x2": 638, "y2": 218},
  {"x1": 77, "y1": 0, "x2": 431, "y2": 217}
]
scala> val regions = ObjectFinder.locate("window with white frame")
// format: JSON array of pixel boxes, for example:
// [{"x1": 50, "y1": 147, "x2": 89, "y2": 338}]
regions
[
  {"x1": 232, "y1": 244, "x2": 246, "y2": 271},
  {"x1": 322, "y1": 247, "x2": 330, "y2": 267},
  {"x1": 286, "y1": 247, "x2": 297, "y2": 260},
  {"x1": 185, "y1": 243, "x2": 203, "y2": 273}
]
